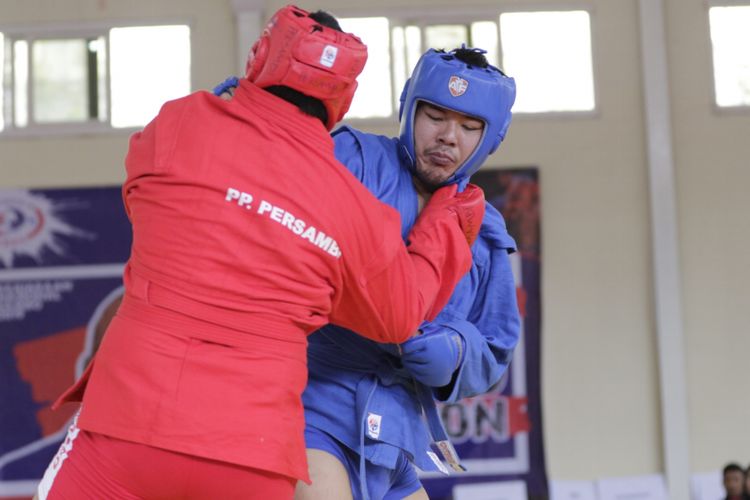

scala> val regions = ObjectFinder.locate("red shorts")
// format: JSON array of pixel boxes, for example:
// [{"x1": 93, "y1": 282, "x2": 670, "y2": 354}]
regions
[{"x1": 38, "y1": 416, "x2": 296, "y2": 499}]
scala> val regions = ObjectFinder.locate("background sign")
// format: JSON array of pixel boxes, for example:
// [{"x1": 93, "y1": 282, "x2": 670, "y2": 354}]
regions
[
  {"x1": 0, "y1": 187, "x2": 130, "y2": 499},
  {"x1": 1, "y1": 171, "x2": 546, "y2": 499},
  {"x1": 422, "y1": 168, "x2": 547, "y2": 500}
]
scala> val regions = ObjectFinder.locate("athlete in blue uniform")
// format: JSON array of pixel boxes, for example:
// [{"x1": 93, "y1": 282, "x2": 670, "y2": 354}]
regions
[{"x1": 214, "y1": 45, "x2": 520, "y2": 500}]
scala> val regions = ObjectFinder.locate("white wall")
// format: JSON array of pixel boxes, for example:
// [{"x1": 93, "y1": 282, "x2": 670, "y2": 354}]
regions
[
  {"x1": 666, "y1": 0, "x2": 750, "y2": 473},
  {"x1": 1, "y1": 0, "x2": 748, "y2": 490}
]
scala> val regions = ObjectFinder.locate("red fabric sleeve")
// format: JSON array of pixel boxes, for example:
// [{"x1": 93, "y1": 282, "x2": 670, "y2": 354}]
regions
[
  {"x1": 330, "y1": 205, "x2": 471, "y2": 344},
  {"x1": 122, "y1": 99, "x2": 190, "y2": 218}
]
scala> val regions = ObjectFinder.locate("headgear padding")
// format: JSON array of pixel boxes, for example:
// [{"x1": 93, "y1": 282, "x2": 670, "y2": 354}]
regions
[
  {"x1": 246, "y1": 5, "x2": 368, "y2": 130},
  {"x1": 399, "y1": 48, "x2": 516, "y2": 185}
]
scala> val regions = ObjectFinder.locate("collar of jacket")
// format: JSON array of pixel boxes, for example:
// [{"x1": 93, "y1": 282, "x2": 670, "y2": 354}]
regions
[{"x1": 232, "y1": 78, "x2": 333, "y2": 148}]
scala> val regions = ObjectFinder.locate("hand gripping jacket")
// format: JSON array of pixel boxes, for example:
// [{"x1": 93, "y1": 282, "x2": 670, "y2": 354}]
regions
[
  {"x1": 399, "y1": 47, "x2": 516, "y2": 185},
  {"x1": 245, "y1": 5, "x2": 368, "y2": 130}
]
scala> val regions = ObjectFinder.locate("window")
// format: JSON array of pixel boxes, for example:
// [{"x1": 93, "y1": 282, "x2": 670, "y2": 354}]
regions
[
  {"x1": 709, "y1": 5, "x2": 750, "y2": 108},
  {"x1": 500, "y1": 11, "x2": 595, "y2": 113},
  {"x1": 110, "y1": 25, "x2": 191, "y2": 127},
  {"x1": 338, "y1": 18, "x2": 392, "y2": 119},
  {"x1": 338, "y1": 10, "x2": 595, "y2": 120},
  {"x1": 0, "y1": 24, "x2": 190, "y2": 134},
  {"x1": 0, "y1": 32, "x2": 5, "y2": 130},
  {"x1": 32, "y1": 38, "x2": 98, "y2": 124},
  {"x1": 390, "y1": 25, "x2": 422, "y2": 110},
  {"x1": 425, "y1": 25, "x2": 469, "y2": 51}
]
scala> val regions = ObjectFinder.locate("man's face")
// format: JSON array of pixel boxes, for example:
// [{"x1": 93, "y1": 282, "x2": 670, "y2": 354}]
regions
[
  {"x1": 724, "y1": 470, "x2": 745, "y2": 497},
  {"x1": 412, "y1": 102, "x2": 484, "y2": 191}
]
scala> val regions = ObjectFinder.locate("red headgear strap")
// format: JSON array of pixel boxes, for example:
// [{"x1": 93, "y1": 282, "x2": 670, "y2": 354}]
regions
[{"x1": 245, "y1": 5, "x2": 368, "y2": 130}]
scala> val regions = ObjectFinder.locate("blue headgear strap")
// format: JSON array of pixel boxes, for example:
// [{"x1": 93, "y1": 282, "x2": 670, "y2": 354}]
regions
[{"x1": 398, "y1": 47, "x2": 516, "y2": 186}]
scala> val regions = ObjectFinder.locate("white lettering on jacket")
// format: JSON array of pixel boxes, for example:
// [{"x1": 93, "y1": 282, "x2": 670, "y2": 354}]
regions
[{"x1": 225, "y1": 187, "x2": 341, "y2": 259}]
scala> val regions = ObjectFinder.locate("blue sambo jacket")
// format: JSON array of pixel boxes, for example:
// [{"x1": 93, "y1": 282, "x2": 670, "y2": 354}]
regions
[{"x1": 302, "y1": 126, "x2": 521, "y2": 474}]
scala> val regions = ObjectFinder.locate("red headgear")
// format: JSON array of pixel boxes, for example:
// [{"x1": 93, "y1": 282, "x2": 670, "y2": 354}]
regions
[{"x1": 245, "y1": 5, "x2": 368, "y2": 130}]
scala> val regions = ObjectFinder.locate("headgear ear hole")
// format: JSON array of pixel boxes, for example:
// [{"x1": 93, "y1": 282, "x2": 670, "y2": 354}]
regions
[
  {"x1": 488, "y1": 134, "x2": 502, "y2": 155},
  {"x1": 398, "y1": 78, "x2": 411, "y2": 121}
]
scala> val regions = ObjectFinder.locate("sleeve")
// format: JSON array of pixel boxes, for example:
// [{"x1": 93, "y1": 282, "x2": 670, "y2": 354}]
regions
[
  {"x1": 328, "y1": 201, "x2": 472, "y2": 345},
  {"x1": 121, "y1": 118, "x2": 157, "y2": 219},
  {"x1": 433, "y1": 237, "x2": 521, "y2": 403},
  {"x1": 122, "y1": 98, "x2": 189, "y2": 218},
  {"x1": 124, "y1": 120, "x2": 157, "y2": 178},
  {"x1": 332, "y1": 127, "x2": 366, "y2": 182}
]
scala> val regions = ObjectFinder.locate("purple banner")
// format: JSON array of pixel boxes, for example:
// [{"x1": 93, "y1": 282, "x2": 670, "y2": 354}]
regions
[
  {"x1": 0, "y1": 174, "x2": 545, "y2": 498},
  {"x1": 422, "y1": 167, "x2": 547, "y2": 500},
  {"x1": 0, "y1": 187, "x2": 130, "y2": 499}
]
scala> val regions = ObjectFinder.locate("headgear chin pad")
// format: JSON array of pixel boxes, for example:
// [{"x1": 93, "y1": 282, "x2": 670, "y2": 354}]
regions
[
  {"x1": 245, "y1": 5, "x2": 368, "y2": 130},
  {"x1": 398, "y1": 48, "x2": 516, "y2": 184}
]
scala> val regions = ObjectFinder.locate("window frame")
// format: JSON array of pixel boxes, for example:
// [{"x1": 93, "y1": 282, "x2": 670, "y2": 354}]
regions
[
  {"x1": 0, "y1": 18, "x2": 192, "y2": 138},
  {"x1": 706, "y1": 1, "x2": 750, "y2": 114},
  {"x1": 335, "y1": 4, "x2": 599, "y2": 127}
]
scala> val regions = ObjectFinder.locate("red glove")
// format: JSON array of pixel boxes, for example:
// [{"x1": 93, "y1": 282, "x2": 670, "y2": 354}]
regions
[
  {"x1": 425, "y1": 184, "x2": 485, "y2": 247},
  {"x1": 452, "y1": 183, "x2": 485, "y2": 247},
  {"x1": 405, "y1": 184, "x2": 484, "y2": 321}
]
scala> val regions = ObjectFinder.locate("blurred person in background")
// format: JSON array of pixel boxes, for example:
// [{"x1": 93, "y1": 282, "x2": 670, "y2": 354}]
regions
[{"x1": 723, "y1": 463, "x2": 749, "y2": 500}]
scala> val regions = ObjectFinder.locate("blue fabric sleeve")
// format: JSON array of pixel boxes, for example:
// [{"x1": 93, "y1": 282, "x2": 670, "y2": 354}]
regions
[
  {"x1": 433, "y1": 241, "x2": 521, "y2": 403},
  {"x1": 332, "y1": 126, "x2": 366, "y2": 182}
]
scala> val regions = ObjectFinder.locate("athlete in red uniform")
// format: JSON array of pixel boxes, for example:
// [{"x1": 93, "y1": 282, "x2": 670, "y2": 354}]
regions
[{"x1": 37, "y1": 6, "x2": 484, "y2": 499}]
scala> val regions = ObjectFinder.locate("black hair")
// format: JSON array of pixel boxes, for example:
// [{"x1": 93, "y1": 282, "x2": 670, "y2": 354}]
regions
[
  {"x1": 309, "y1": 10, "x2": 342, "y2": 31},
  {"x1": 267, "y1": 10, "x2": 342, "y2": 127},
  {"x1": 436, "y1": 46, "x2": 508, "y2": 76},
  {"x1": 724, "y1": 463, "x2": 745, "y2": 475},
  {"x1": 265, "y1": 85, "x2": 328, "y2": 126},
  {"x1": 451, "y1": 46, "x2": 490, "y2": 68}
]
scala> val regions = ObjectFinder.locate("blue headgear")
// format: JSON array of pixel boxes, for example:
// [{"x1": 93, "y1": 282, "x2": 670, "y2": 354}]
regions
[{"x1": 398, "y1": 47, "x2": 516, "y2": 186}]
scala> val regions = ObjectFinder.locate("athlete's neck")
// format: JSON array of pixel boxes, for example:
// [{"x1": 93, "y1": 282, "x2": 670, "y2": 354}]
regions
[{"x1": 413, "y1": 176, "x2": 433, "y2": 213}]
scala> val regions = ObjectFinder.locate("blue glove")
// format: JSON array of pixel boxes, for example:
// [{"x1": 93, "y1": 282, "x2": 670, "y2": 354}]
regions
[
  {"x1": 213, "y1": 76, "x2": 239, "y2": 97},
  {"x1": 400, "y1": 323, "x2": 465, "y2": 388}
]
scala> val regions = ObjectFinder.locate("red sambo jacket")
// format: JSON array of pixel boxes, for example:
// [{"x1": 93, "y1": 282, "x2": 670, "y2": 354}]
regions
[{"x1": 55, "y1": 80, "x2": 471, "y2": 482}]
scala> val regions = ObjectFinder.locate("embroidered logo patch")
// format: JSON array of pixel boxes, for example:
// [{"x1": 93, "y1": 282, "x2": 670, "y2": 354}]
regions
[
  {"x1": 320, "y1": 45, "x2": 338, "y2": 68},
  {"x1": 448, "y1": 76, "x2": 469, "y2": 97},
  {"x1": 366, "y1": 412, "x2": 382, "y2": 439}
]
